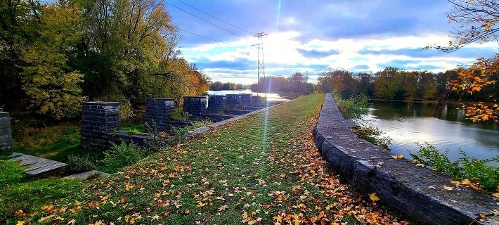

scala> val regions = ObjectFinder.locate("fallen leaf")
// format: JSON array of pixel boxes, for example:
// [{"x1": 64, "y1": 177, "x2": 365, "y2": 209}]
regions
[
  {"x1": 443, "y1": 185, "x2": 453, "y2": 191},
  {"x1": 369, "y1": 193, "x2": 380, "y2": 202},
  {"x1": 218, "y1": 205, "x2": 228, "y2": 211}
]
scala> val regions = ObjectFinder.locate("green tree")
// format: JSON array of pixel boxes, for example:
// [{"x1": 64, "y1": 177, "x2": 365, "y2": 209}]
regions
[
  {"x1": 0, "y1": 0, "x2": 41, "y2": 109},
  {"x1": 21, "y1": 2, "x2": 86, "y2": 120}
]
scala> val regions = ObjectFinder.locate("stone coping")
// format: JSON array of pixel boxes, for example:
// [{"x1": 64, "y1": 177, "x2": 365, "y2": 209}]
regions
[{"x1": 313, "y1": 93, "x2": 498, "y2": 225}]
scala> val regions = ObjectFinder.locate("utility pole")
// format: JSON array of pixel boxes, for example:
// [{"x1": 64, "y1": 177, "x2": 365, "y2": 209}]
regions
[{"x1": 252, "y1": 32, "x2": 267, "y2": 96}]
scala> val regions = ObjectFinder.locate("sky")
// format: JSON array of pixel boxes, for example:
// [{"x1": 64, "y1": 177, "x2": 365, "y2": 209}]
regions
[{"x1": 166, "y1": 0, "x2": 498, "y2": 84}]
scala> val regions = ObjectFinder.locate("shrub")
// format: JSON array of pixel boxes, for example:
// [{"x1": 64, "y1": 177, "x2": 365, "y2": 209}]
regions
[
  {"x1": 352, "y1": 120, "x2": 391, "y2": 149},
  {"x1": 410, "y1": 144, "x2": 499, "y2": 191},
  {"x1": 101, "y1": 142, "x2": 143, "y2": 172},
  {"x1": 332, "y1": 91, "x2": 369, "y2": 120},
  {"x1": 67, "y1": 154, "x2": 96, "y2": 171}
]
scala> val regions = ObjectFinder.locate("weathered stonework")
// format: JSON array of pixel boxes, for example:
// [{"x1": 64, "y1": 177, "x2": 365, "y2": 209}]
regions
[
  {"x1": 183, "y1": 96, "x2": 207, "y2": 116},
  {"x1": 0, "y1": 112, "x2": 13, "y2": 150},
  {"x1": 81, "y1": 101, "x2": 161, "y2": 150},
  {"x1": 81, "y1": 102, "x2": 120, "y2": 149},
  {"x1": 145, "y1": 98, "x2": 174, "y2": 131},
  {"x1": 313, "y1": 93, "x2": 498, "y2": 225},
  {"x1": 207, "y1": 95, "x2": 226, "y2": 114},
  {"x1": 225, "y1": 94, "x2": 241, "y2": 109},
  {"x1": 239, "y1": 94, "x2": 252, "y2": 108}
]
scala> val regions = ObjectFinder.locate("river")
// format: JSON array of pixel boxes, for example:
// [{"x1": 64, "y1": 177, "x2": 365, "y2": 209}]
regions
[
  {"x1": 205, "y1": 89, "x2": 289, "y2": 103},
  {"x1": 365, "y1": 101, "x2": 499, "y2": 165}
]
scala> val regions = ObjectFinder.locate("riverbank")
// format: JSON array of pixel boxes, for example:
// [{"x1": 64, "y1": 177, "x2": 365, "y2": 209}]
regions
[{"x1": 4, "y1": 94, "x2": 407, "y2": 224}]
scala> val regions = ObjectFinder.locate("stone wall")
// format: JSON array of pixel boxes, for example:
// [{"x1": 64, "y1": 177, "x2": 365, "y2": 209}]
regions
[
  {"x1": 145, "y1": 98, "x2": 174, "y2": 131},
  {"x1": 0, "y1": 112, "x2": 13, "y2": 150},
  {"x1": 313, "y1": 93, "x2": 498, "y2": 225}
]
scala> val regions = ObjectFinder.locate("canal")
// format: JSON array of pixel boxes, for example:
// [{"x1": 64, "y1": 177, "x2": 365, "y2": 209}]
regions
[{"x1": 366, "y1": 101, "x2": 499, "y2": 165}]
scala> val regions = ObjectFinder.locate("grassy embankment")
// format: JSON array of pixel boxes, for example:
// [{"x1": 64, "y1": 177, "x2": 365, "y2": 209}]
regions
[{"x1": 4, "y1": 94, "x2": 407, "y2": 224}]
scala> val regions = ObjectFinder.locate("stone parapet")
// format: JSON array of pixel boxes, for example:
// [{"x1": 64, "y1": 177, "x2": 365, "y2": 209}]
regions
[{"x1": 313, "y1": 93, "x2": 498, "y2": 225}]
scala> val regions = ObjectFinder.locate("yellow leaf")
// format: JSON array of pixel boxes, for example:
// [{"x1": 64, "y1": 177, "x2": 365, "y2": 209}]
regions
[
  {"x1": 461, "y1": 179, "x2": 472, "y2": 185},
  {"x1": 443, "y1": 185, "x2": 453, "y2": 191},
  {"x1": 197, "y1": 201, "x2": 206, "y2": 208},
  {"x1": 16, "y1": 221, "x2": 24, "y2": 225},
  {"x1": 450, "y1": 180, "x2": 461, "y2": 185},
  {"x1": 369, "y1": 193, "x2": 380, "y2": 201},
  {"x1": 491, "y1": 192, "x2": 499, "y2": 198}
]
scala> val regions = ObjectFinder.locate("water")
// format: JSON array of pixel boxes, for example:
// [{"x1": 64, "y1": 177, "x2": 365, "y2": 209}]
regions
[
  {"x1": 206, "y1": 90, "x2": 289, "y2": 103},
  {"x1": 366, "y1": 101, "x2": 499, "y2": 165}
]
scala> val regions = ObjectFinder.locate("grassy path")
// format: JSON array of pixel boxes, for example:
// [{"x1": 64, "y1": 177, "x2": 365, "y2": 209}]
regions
[{"x1": 15, "y1": 94, "x2": 407, "y2": 224}]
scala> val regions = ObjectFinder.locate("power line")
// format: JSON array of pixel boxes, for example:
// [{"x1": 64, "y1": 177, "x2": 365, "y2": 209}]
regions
[
  {"x1": 178, "y1": 27, "x2": 225, "y2": 44},
  {"x1": 175, "y1": 0, "x2": 253, "y2": 36},
  {"x1": 165, "y1": 1, "x2": 248, "y2": 40}
]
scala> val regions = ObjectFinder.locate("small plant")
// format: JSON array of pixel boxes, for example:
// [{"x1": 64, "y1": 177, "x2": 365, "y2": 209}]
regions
[
  {"x1": 171, "y1": 120, "x2": 211, "y2": 146},
  {"x1": 332, "y1": 92, "x2": 391, "y2": 148},
  {"x1": 410, "y1": 144, "x2": 499, "y2": 191},
  {"x1": 101, "y1": 142, "x2": 144, "y2": 172},
  {"x1": 332, "y1": 92, "x2": 369, "y2": 120},
  {"x1": 67, "y1": 154, "x2": 96, "y2": 171},
  {"x1": 352, "y1": 120, "x2": 391, "y2": 149},
  {"x1": 144, "y1": 122, "x2": 170, "y2": 153},
  {"x1": 169, "y1": 107, "x2": 189, "y2": 121}
]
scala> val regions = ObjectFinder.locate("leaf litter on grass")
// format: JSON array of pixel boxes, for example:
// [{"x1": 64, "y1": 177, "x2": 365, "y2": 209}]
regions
[{"x1": 14, "y1": 94, "x2": 408, "y2": 224}]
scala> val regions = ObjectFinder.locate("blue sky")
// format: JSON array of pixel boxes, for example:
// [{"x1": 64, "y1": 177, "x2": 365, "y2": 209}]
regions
[{"x1": 166, "y1": 0, "x2": 498, "y2": 84}]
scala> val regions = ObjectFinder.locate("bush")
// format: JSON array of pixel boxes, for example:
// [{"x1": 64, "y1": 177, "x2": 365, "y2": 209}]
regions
[
  {"x1": 352, "y1": 120, "x2": 391, "y2": 149},
  {"x1": 101, "y1": 142, "x2": 143, "y2": 172},
  {"x1": 67, "y1": 154, "x2": 96, "y2": 171},
  {"x1": 410, "y1": 144, "x2": 499, "y2": 191},
  {"x1": 332, "y1": 91, "x2": 369, "y2": 120}
]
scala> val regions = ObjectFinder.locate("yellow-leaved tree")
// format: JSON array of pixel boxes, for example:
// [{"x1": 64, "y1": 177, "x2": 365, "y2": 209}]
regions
[{"x1": 21, "y1": 2, "x2": 86, "y2": 120}]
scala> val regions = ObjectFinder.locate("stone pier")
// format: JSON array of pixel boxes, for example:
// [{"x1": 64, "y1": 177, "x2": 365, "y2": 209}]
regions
[
  {"x1": 0, "y1": 111, "x2": 13, "y2": 150},
  {"x1": 81, "y1": 102, "x2": 120, "y2": 150},
  {"x1": 145, "y1": 98, "x2": 175, "y2": 131}
]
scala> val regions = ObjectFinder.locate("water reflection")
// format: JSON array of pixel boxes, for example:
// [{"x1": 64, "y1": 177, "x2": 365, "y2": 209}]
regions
[
  {"x1": 205, "y1": 90, "x2": 289, "y2": 103},
  {"x1": 367, "y1": 101, "x2": 499, "y2": 165}
]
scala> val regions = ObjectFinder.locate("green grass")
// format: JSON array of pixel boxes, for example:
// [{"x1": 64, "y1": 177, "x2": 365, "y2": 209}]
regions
[
  {"x1": 0, "y1": 161, "x2": 82, "y2": 224},
  {"x1": 3, "y1": 123, "x2": 82, "y2": 162},
  {"x1": 5, "y1": 94, "x2": 406, "y2": 224}
]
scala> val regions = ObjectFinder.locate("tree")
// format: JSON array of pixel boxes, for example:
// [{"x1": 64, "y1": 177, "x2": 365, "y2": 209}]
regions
[
  {"x1": 439, "y1": 0, "x2": 499, "y2": 122},
  {"x1": 441, "y1": 0, "x2": 499, "y2": 52},
  {"x1": 21, "y1": 2, "x2": 86, "y2": 120},
  {"x1": 0, "y1": 0, "x2": 40, "y2": 109}
]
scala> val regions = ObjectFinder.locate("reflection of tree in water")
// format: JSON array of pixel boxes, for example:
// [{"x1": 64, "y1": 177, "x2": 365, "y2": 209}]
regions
[{"x1": 370, "y1": 101, "x2": 498, "y2": 130}]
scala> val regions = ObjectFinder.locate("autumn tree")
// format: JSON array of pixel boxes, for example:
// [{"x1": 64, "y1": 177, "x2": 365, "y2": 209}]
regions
[
  {"x1": 438, "y1": 0, "x2": 499, "y2": 122},
  {"x1": 21, "y1": 2, "x2": 86, "y2": 120}
]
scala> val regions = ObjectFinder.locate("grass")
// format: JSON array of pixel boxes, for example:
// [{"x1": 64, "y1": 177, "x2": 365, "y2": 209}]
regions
[
  {"x1": 3, "y1": 123, "x2": 83, "y2": 162},
  {"x1": 0, "y1": 161, "x2": 82, "y2": 224},
  {"x1": 5, "y1": 94, "x2": 407, "y2": 224}
]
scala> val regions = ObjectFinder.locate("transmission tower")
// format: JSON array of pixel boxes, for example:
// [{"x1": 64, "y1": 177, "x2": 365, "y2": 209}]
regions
[{"x1": 252, "y1": 32, "x2": 267, "y2": 86}]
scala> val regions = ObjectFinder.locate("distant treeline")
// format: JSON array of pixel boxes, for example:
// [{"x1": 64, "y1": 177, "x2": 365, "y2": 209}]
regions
[
  {"x1": 209, "y1": 81, "x2": 247, "y2": 91},
  {"x1": 250, "y1": 73, "x2": 315, "y2": 97},
  {"x1": 317, "y1": 67, "x2": 499, "y2": 102}
]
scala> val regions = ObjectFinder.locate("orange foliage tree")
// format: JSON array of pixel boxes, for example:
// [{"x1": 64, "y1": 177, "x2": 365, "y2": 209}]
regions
[{"x1": 439, "y1": 0, "x2": 499, "y2": 122}]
